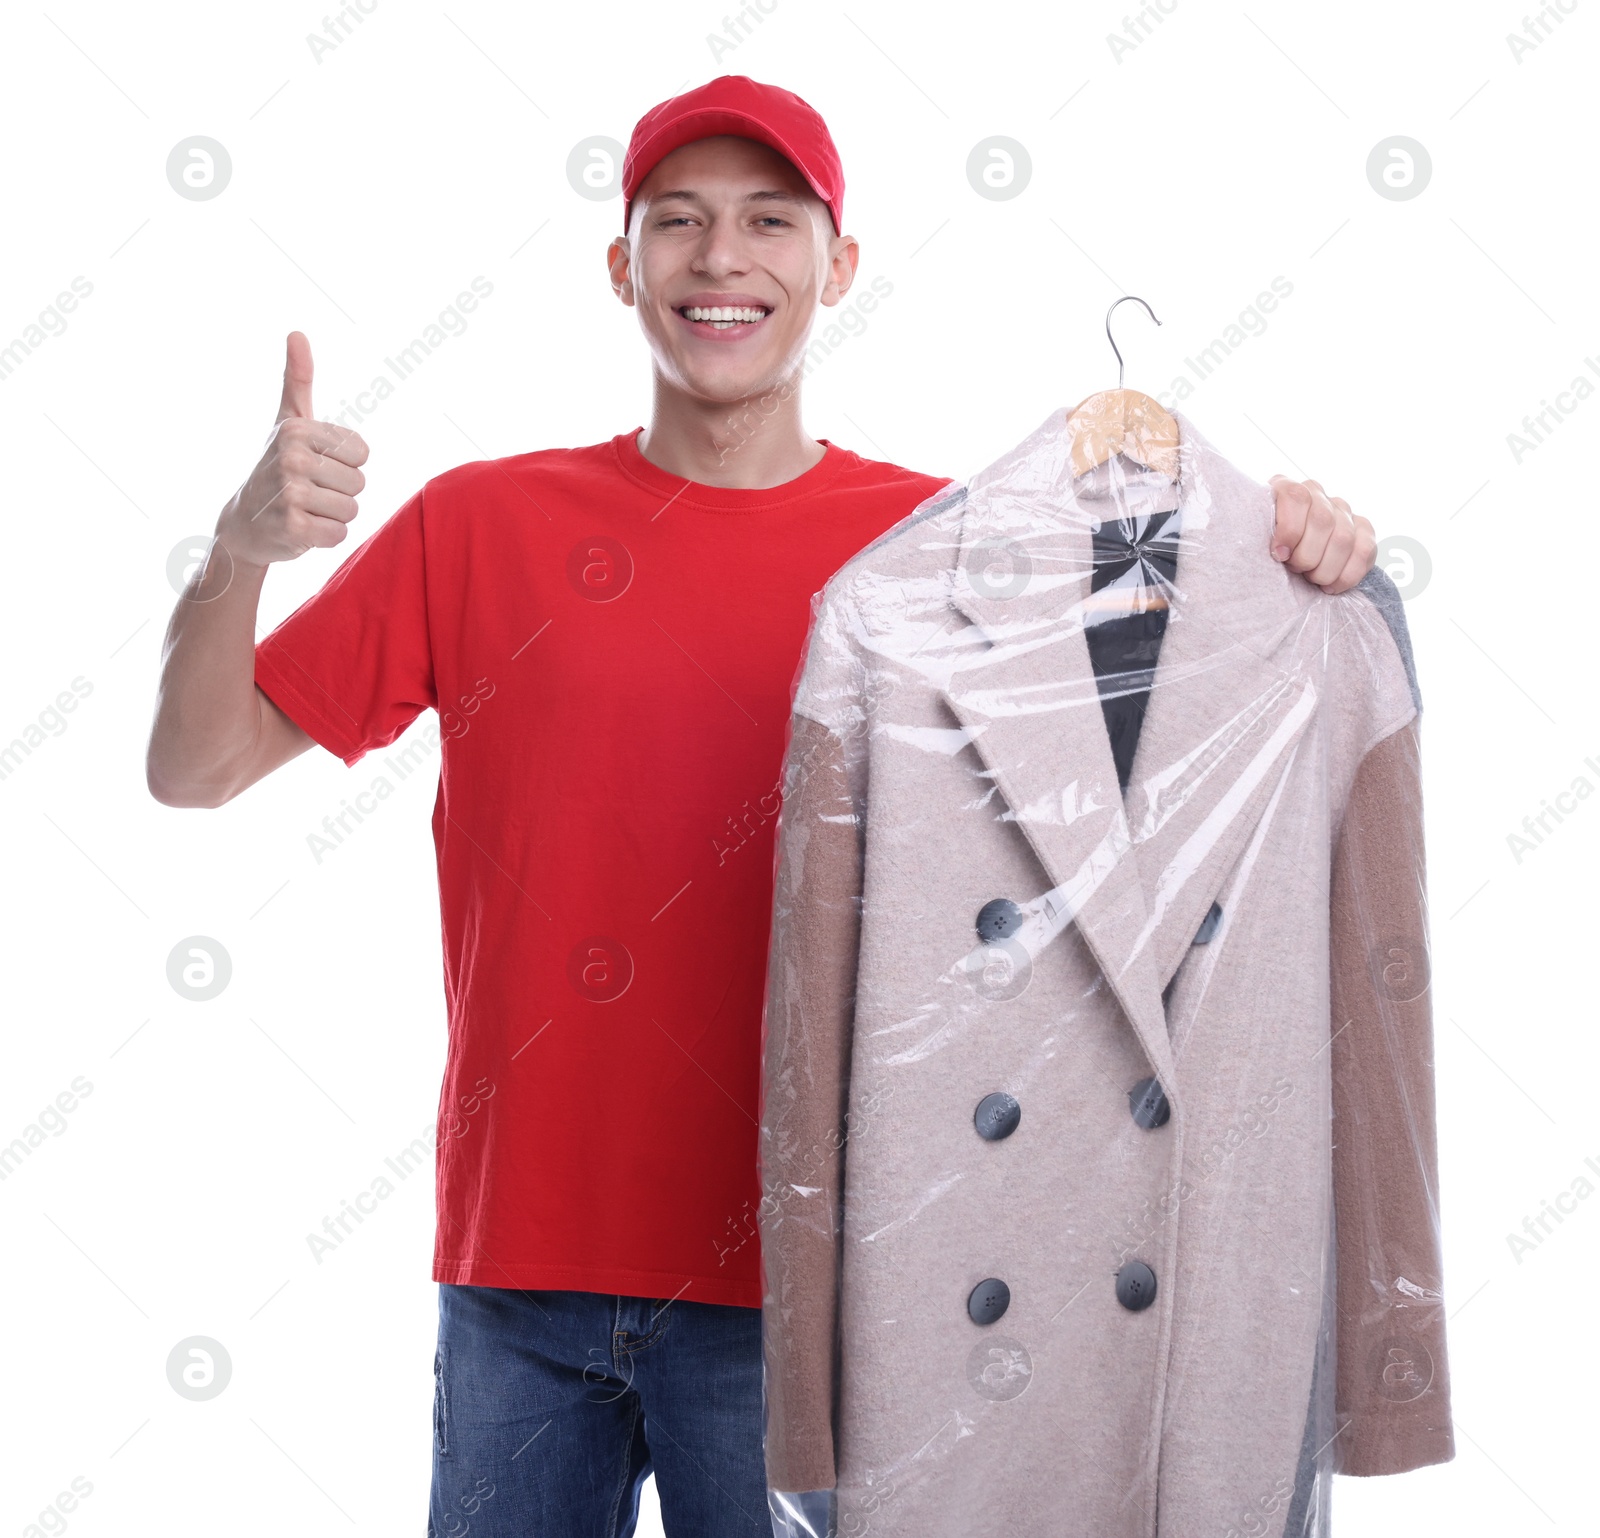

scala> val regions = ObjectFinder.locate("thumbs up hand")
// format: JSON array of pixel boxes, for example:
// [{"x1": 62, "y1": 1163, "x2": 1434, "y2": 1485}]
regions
[{"x1": 217, "y1": 332, "x2": 370, "y2": 568}]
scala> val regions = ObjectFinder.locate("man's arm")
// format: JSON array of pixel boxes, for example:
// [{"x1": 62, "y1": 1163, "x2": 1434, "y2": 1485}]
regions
[
  {"x1": 1270, "y1": 474, "x2": 1376, "y2": 594},
  {"x1": 146, "y1": 332, "x2": 369, "y2": 807}
]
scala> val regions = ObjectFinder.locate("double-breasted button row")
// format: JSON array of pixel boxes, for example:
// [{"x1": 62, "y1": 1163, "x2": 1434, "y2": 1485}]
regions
[
  {"x1": 967, "y1": 899, "x2": 1160, "y2": 1325},
  {"x1": 966, "y1": 1262, "x2": 1157, "y2": 1325},
  {"x1": 971, "y1": 897, "x2": 1180, "y2": 1138},
  {"x1": 980, "y1": 1076, "x2": 1170, "y2": 1133},
  {"x1": 971, "y1": 904, "x2": 1026, "y2": 1146}
]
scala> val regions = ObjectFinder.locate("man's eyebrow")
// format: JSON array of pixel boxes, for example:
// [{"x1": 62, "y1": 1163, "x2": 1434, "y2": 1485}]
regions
[{"x1": 648, "y1": 188, "x2": 806, "y2": 205}]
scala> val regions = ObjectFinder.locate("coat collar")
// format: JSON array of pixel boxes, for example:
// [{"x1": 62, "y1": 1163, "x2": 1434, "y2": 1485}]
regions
[{"x1": 938, "y1": 409, "x2": 1316, "y2": 1077}]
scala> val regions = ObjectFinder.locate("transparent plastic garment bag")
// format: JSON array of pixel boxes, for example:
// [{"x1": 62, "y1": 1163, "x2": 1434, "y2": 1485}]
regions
[{"x1": 758, "y1": 408, "x2": 1453, "y2": 1538}]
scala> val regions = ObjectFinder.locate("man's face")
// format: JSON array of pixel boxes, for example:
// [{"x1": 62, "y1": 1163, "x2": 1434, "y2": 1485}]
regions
[{"x1": 609, "y1": 135, "x2": 858, "y2": 405}]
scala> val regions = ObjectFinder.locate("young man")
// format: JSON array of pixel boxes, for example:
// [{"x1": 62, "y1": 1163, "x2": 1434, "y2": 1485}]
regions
[{"x1": 146, "y1": 75, "x2": 1378, "y2": 1538}]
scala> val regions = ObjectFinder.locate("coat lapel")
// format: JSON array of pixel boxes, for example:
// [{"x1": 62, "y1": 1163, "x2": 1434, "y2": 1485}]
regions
[
  {"x1": 1121, "y1": 415, "x2": 1316, "y2": 995},
  {"x1": 939, "y1": 415, "x2": 1173, "y2": 1081},
  {"x1": 936, "y1": 410, "x2": 1314, "y2": 1076}
]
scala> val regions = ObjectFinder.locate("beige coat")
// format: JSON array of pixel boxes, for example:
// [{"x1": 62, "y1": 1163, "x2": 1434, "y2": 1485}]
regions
[{"x1": 758, "y1": 410, "x2": 1452, "y2": 1537}]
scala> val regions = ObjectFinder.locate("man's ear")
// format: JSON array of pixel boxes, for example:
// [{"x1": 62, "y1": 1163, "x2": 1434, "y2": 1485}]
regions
[
  {"x1": 818, "y1": 232, "x2": 861, "y2": 310},
  {"x1": 607, "y1": 236, "x2": 635, "y2": 307}
]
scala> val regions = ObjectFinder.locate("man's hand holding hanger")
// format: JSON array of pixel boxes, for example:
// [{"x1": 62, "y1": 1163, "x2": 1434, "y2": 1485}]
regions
[{"x1": 1268, "y1": 475, "x2": 1376, "y2": 595}]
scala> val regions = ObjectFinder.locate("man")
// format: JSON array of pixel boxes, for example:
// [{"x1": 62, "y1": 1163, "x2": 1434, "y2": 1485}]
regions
[{"x1": 146, "y1": 75, "x2": 1377, "y2": 1538}]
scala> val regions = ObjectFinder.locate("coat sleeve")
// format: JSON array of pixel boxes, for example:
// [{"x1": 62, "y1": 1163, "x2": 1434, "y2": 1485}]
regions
[
  {"x1": 761, "y1": 573, "x2": 896, "y2": 1512},
  {"x1": 759, "y1": 704, "x2": 865, "y2": 1497},
  {"x1": 1328, "y1": 715, "x2": 1455, "y2": 1475}
]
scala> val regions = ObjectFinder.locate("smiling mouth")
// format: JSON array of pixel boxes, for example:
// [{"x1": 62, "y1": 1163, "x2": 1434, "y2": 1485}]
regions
[{"x1": 676, "y1": 305, "x2": 772, "y2": 330}]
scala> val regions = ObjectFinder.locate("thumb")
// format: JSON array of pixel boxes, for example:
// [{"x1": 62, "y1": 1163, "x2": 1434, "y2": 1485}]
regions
[{"x1": 275, "y1": 331, "x2": 314, "y2": 422}]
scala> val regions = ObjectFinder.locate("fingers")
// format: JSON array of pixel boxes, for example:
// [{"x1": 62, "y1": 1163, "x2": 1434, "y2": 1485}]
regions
[
  {"x1": 272, "y1": 414, "x2": 371, "y2": 469},
  {"x1": 1270, "y1": 476, "x2": 1378, "y2": 593},
  {"x1": 307, "y1": 422, "x2": 370, "y2": 468},
  {"x1": 225, "y1": 338, "x2": 368, "y2": 566},
  {"x1": 292, "y1": 509, "x2": 354, "y2": 550},
  {"x1": 299, "y1": 485, "x2": 361, "y2": 527},
  {"x1": 311, "y1": 455, "x2": 365, "y2": 496},
  {"x1": 277, "y1": 440, "x2": 365, "y2": 496},
  {"x1": 1273, "y1": 470, "x2": 1350, "y2": 585},
  {"x1": 1320, "y1": 512, "x2": 1377, "y2": 595},
  {"x1": 276, "y1": 331, "x2": 314, "y2": 422},
  {"x1": 1267, "y1": 474, "x2": 1310, "y2": 562},
  {"x1": 270, "y1": 335, "x2": 370, "y2": 467}
]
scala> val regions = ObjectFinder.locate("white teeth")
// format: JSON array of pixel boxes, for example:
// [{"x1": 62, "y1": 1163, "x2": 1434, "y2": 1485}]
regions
[{"x1": 683, "y1": 305, "x2": 769, "y2": 325}]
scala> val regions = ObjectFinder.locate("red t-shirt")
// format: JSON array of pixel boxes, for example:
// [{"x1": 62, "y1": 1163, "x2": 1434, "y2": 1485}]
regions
[{"x1": 254, "y1": 428, "x2": 951, "y2": 1306}]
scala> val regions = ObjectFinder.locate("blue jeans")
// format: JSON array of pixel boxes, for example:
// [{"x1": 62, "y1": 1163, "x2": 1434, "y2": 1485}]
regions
[{"x1": 429, "y1": 1285, "x2": 771, "y2": 1538}]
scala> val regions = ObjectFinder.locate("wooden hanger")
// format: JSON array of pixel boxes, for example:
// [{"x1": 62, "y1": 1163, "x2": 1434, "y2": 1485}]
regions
[
  {"x1": 1067, "y1": 295, "x2": 1180, "y2": 480},
  {"x1": 1068, "y1": 296, "x2": 1181, "y2": 615}
]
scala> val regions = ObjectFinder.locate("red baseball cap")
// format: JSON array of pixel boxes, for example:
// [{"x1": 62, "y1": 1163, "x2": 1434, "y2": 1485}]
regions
[{"x1": 621, "y1": 75, "x2": 844, "y2": 235}]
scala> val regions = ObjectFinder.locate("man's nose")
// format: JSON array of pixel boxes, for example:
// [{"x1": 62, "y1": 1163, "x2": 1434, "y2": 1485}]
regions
[{"x1": 691, "y1": 215, "x2": 752, "y2": 273}]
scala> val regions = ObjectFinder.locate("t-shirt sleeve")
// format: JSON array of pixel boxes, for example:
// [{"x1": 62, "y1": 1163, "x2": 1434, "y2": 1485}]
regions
[{"x1": 253, "y1": 486, "x2": 436, "y2": 767}]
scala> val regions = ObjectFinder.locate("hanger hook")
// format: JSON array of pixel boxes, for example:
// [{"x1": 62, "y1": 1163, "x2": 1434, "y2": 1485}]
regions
[{"x1": 1105, "y1": 295, "x2": 1161, "y2": 390}]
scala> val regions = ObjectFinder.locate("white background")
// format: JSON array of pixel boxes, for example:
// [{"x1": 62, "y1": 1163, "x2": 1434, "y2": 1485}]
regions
[{"x1": 2, "y1": 1, "x2": 1595, "y2": 1533}]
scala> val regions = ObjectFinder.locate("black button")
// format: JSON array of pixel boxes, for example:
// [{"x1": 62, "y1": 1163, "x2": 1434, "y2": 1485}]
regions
[
  {"x1": 1115, "y1": 1260, "x2": 1157, "y2": 1311},
  {"x1": 1192, "y1": 901, "x2": 1222, "y2": 946},
  {"x1": 974, "y1": 1092, "x2": 1021, "y2": 1141},
  {"x1": 968, "y1": 1277, "x2": 1011, "y2": 1326},
  {"x1": 1127, "y1": 1077, "x2": 1170, "y2": 1129},
  {"x1": 976, "y1": 899, "x2": 1023, "y2": 944}
]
